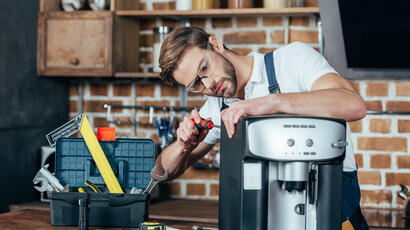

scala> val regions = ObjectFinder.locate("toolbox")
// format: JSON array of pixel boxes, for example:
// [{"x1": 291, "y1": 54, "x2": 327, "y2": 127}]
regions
[{"x1": 49, "y1": 137, "x2": 155, "y2": 227}]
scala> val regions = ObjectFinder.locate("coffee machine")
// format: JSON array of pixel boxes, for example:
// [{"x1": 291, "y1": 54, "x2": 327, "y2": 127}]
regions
[{"x1": 219, "y1": 115, "x2": 347, "y2": 230}]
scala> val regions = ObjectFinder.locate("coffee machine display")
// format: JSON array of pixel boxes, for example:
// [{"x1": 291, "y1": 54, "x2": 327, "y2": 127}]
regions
[{"x1": 219, "y1": 115, "x2": 347, "y2": 230}]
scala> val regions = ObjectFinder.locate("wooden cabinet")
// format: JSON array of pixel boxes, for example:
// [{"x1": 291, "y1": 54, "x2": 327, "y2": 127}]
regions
[
  {"x1": 37, "y1": 0, "x2": 140, "y2": 77},
  {"x1": 38, "y1": 11, "x2": 114, "y2": 76}
]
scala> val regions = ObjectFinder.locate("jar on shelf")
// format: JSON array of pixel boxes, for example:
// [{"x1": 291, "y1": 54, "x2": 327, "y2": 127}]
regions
[
  {"x1": 228, "y1": 0, "x2": 253, "y2": 8},
  {"x1": 176, "y1": 0, "x2": 192, "y2": 10},
  {"x1": 264, "y1": 0, "x2": 287, "y2": 9},
  {"x1": 192, "y1": 0, "x2": 213, "y2": 10},
  {"x1": 153, "y1": 26, "x2": 173, "y2": 73}
]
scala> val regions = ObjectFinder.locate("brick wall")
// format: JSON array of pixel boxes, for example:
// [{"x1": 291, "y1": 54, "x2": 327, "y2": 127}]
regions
[{"x1": 68, "y1": 0, "x2": 410, "y2": 210}]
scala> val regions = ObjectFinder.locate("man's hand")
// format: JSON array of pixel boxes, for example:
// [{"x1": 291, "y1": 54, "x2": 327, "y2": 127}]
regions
[
  {"x1": 176, "y1": 110, "x2": 211, "y2": 153},
  {"x1": 220, "y1": 95, "x2": 279, "y2": 138}
]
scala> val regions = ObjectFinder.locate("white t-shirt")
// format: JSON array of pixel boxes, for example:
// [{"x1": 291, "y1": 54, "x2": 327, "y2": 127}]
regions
[{"x1": 199, "y1": 42, "x2": 357, "y2": 172}]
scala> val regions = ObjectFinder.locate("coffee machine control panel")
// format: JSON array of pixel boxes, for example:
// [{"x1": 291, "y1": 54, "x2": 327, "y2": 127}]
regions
[{"x1": 247, "y1": 117, "x2": 346, "y2": 161}]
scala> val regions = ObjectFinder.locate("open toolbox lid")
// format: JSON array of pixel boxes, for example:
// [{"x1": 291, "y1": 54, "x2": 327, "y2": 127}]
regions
[{"x1": 55, "y1": 138, "x2": 155, "y2": 190}]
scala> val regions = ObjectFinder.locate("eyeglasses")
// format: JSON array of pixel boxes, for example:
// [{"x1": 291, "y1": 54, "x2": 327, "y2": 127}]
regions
[{"x1": 186, "y1": 43, "x2": 212, "y2": 93}]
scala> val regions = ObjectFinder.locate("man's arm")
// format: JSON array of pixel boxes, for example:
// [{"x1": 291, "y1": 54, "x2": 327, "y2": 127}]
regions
[
  {"x1": 154, "y1": 110, "x2": 215, "y2": 180},
  {"x1": 221, "y1": 73, "x2": 367, "y2": 138}
]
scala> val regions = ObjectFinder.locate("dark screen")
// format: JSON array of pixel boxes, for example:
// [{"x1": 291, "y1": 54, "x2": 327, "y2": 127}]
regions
[{"x1": 339, "y1": 0, "x2": 410, "y2": 68}]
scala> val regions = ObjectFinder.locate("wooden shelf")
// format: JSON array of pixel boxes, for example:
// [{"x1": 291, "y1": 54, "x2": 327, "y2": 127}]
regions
[
  {"x1": 115, "y1": 72, "x2": 160, "y2": 78},
  {"x1": 116, "y1": 7, "x2": 320, "y2": 18}
]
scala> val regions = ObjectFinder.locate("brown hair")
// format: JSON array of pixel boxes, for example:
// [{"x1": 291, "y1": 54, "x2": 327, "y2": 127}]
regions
[{"x1": 159, "y1": 27, "x2": 210, "y2": 85}]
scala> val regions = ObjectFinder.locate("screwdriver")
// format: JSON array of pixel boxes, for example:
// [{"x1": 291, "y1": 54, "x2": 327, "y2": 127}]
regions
[{"x1": 192, "y1": 118, "x2": 220, "y2": 129}]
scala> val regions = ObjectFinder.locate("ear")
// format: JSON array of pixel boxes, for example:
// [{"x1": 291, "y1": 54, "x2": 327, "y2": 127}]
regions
[{"x1": 208, "y1": 36, "x2": 225, "y2": 54}]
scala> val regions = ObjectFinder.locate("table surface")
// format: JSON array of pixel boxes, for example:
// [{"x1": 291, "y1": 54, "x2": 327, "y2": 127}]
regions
[{"x1": 1, "y1": 199, "x2": 408, "y2": 230}]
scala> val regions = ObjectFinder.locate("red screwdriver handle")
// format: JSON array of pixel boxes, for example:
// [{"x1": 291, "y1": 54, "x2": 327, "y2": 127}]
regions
[{"x1": 192, "y1": 118, "x2": 214, "y2": 129}]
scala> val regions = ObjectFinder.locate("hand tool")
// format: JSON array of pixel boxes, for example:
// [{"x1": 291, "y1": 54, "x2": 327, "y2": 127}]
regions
[
  {"x1": 85, "y1": 180, "x2": 101, "y2": 193},
  {"x1": 192, "y1": 118, "x2": 220, "y2": 130},
  {"x1": 33, "y1": 164, "x2": 64, "y2": 192},
  {"x1": 139, "y1": 221, "x2": 166, "y2": 230},
  {"x1": 143, "y1": 166, "x2": 168, "y2": 195},
  {"x1": 46, "y1": 114, "x2": 123, "y2": 193}
]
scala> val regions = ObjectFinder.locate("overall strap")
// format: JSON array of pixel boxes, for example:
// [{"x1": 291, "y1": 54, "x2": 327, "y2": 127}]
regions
[{"x1": 264, "y1": 51, "x2": 281, "y2": 94}]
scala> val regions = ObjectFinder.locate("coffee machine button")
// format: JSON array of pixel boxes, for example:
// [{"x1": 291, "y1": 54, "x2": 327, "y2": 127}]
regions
[
  {"x1": 306, "y1": 139, "x2": 314, "y2": 147},
  {"x1": 287, "y1": 139, "x2": 295, "y2": 147}
]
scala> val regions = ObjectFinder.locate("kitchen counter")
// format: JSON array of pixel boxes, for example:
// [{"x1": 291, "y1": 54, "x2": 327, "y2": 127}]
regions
[{"x1": 2, "y1": 199, "x2": 408, "y2": 230}]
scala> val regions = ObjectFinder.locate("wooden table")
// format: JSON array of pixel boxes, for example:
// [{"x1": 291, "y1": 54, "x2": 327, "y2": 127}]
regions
[
  {"x1": 1, "y1": 199, "x2": 406, "y2": 230},
  {"x1": 0, "y1": 199, "x2": 218, "y2": 230}
]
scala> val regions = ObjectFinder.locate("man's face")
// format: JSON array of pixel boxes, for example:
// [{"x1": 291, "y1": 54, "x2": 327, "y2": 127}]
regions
[{"x1": 173, "y1": 46, "x2": 237, "y2": 98}]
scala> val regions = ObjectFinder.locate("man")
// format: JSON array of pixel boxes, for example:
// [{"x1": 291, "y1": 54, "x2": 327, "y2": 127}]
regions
[{"x1": 156, "y1": 27, "x2": 368, "y2": 229}]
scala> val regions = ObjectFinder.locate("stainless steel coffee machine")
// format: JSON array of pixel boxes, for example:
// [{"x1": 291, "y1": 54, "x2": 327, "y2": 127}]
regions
[{"x1": 219, "y1": 115, "x2": 347, "y2": 230}]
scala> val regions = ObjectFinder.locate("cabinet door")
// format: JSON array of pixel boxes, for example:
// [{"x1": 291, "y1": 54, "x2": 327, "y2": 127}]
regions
[{"x1": 38, "y1": 11, "x2": 113, "y2": 76}]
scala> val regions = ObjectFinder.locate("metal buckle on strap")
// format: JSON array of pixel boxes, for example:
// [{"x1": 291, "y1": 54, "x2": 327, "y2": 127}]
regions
[{"x1": 268, "y1": 84, "x2": 280, "y2": 94}]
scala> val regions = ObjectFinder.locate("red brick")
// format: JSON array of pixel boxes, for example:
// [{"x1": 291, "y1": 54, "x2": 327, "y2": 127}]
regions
[
  {"x1": 262, "y1": 16, "x2": 282, "y2": 26},
  {"x1": 270, "y1": 30, "x2": 285, "y2": 44},
  {"x1": 140, "y1": 34, "x2": 153, "y2": 47},
  {"x1": 162, "y1": 19, "x2": 180, "y2": 28},
  {"x1": 398, "y1": 120, "x2": 410, "y2": 133},
  {"x1": 290, "y1": 16, "x2": 310, "y2": 26},
  {"x1": 370, "y1": 154, "x2": 391, "y2": 169},
  {"x1": 385, "y1": 173, "x2": 410, "y2": 186},
  {"x1": 90, "y1": 84, "x2": 108, "y2": 96},
  {"x1": 211, "y1": 18, "x2": 232, "y2": 28},
  {"x1": 136, "y1": 100, "x2": 170, "y2": 108},
  {"x1": 366, "y1": 82, "x2": 389, "y2": 97},
  {"x1": 369, "y1": 119, "x2": 391, "y2": 133},
  {"x1": 93, "y1": 117, "x2": 109, "y2": 127},
  {"x1": 289, "y1": 30, "x2": 318, "y2": 43},
  {"x1": 137, "y1": 84, "x2": 155, "y2": 97},
  {"x1": 178, "y1": 167, "x2": 219, "y2": 180},
  {"x1": 69, "y1": 84, "x2": 78, "y2": 96},
  {"x1": 355, "y1": 153, "x2": 363, "y2": 168},
  {"x1": 140, "y1": 51, "x2": 152, "y2": 64},
  {"x1": 170, "y1": 182, "x2": 181, "y2": 196},
  {"x1": 152, "y1": 1, "x2": 175, "y2": 10},
  {"x1": 257, "y1": 47, "x2": 276, "y2": 54},
  {"x1": 231, "y1": 48, "x2": 252, "y2": 55},
  {"x1": 210, "y1": 183, "x2": 219, "y2": 196},
  {"x1": 139, "y1": 3, "x2": 146, "y2": 10},
  {"x1": 351, "y1": 82, "x2": 360, "y2": 94},
  {"x1": 150, "y1": 133, "x2": 159, "y2": 144},
  {"x1": 140, "y1": 19, "x2": 156, "y2": 31},
  {"x1": 361, "y1": 190, "x2": 392, "y2": 204},
  {"x1": 348, "y1": 120, "x2": 362, "y2": 133},
  {"x1": 112, "y1": 117, "x2": 132, "y2": 129},
  {"x1": 358, "y1": 137, "x2": 407, "y2": 152},
  {"x1": 69, "y1": 100, "x2": 77, "y2": 113},
  {"x1": 237, "y1": 17, "x2": 257, "y2": 28},
  {"x1": 386, "y1": 101, "x2": 410, "y2": 112},
  {"x1": 113, "y1": 84, "x2": 131, "y2": 97},
  {"x1": 396, "y1": 82, "x2": 410, "y2": 96},
  {"x1": 363, "y1": 211, "x2": 391, "y2": 227},
  {"x1": 397, "y1": 156, "x2": 410, "y2": 169},
  {"x1": 84, "y1": 100, "x2": 122, "y2": 113},
  {"x1": 161, "y1": 84, "x2": 179, "y2": 97},
  {"x1": 224, "y1": 31, "x2": 266, "y2": 45},
  {"x1": 357, "y1": 171, "x2": 381, "y2": 185},
  {"x1": 365, "y1": 101, "x2": 382, "y2": 111},
  {"x1": 186, "y1": 183, "x2": 206, "y2": 196},
  {"x1": 190, "y1": 18, "x2": 206, "y2": 28},
  {"x1": 116, "y1": 131, "x2": 131, "y2": 137},
  {"x1": 136, "y1": 131, "x2": 146, "y2": 138}
]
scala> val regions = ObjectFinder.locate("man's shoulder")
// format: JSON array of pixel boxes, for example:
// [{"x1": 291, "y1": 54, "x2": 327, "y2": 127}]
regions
[{"x1": 276, "y1": 41, "x2": 312, "y2": 54}]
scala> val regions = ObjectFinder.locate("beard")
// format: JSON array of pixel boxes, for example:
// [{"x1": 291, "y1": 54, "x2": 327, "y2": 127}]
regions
[{"x1": 207, "y1": 52, "x2": 237, "y2": 98}]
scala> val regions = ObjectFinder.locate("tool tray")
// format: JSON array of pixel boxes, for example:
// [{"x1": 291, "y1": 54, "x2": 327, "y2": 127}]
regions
[{"x1": 49, "y1": 137, "x2": 154, "y2": 227}]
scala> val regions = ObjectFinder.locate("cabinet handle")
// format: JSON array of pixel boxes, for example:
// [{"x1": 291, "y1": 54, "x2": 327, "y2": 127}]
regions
[{"x1": 70, "y1": 57, "x2": 80, "y2": 66}]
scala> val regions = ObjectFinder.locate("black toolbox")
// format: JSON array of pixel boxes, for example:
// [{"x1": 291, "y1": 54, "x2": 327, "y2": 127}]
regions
[{"x1": 49, "y1": 138, "x2": 154, "y2": 228}]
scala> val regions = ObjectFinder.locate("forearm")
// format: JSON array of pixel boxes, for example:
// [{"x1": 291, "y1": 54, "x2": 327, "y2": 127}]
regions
[
  {"x1": 155, "y1": 141, "x2": 190, "y2": 180},
  {"x1": 273, "y1": 88, "x2": 366, "y2": 121}
]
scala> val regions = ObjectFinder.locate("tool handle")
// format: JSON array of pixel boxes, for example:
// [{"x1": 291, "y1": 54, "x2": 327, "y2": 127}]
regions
[
  {"x1": 192, "y1": 118, "x2": 214, "y2": 130},
  {"x1": 78, "y1": 196, "x2": 89, "y2": 230}
]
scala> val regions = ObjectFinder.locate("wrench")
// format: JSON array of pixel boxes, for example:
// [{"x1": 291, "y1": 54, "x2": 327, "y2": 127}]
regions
[
  {"x1": 143, "y1": 166, "x2": 168, "y2": 195},
  {"x1": 33, "y1": 164, "x2": 64, "y2": 192}
]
